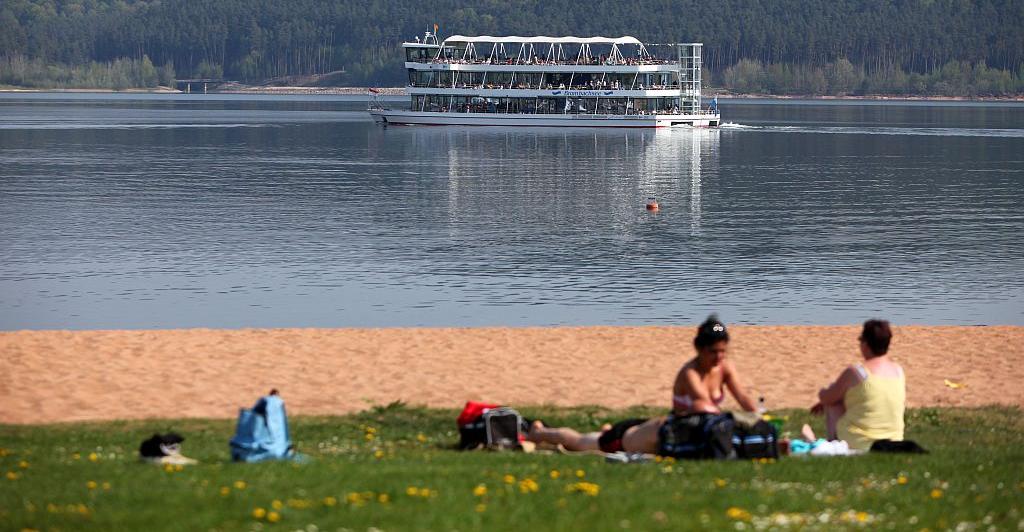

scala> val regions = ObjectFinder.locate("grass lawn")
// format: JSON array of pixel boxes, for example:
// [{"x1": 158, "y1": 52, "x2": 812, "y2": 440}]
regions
[{"x1": 2, "y1": 404, "x2": 1022, "y2": 531}]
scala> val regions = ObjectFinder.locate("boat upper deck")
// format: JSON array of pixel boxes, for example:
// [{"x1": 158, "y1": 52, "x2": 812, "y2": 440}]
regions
[{"x1": 403, "y1": 34, "x2": 698, "y2": 70}]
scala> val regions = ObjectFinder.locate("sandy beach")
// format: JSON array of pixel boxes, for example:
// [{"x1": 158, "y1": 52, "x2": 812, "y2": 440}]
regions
[{"x1": 1, "y1": 325, "x2": 1020, "y2": 425}]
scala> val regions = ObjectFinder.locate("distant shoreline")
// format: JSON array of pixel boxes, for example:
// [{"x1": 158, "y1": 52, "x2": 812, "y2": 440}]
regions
[{"x1": 2, "y1": 85, "x2": 1023, "y2": 102}]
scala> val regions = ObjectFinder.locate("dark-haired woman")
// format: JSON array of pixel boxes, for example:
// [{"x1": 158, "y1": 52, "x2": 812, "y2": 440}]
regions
[
  {"x1": 810, "y1": 319, "x2": 905, "y2": 451},
  {"x1": 528, "y1": 315, "x2": 758, "y2": 454},
  {"x1": 672, "y1": 315, "x2": 758, "y2": 415}
]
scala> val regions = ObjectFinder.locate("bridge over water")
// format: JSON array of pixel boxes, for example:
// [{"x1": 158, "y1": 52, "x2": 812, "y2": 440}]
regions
[{"x1": 173, "y1": 79, "x2": 231, "y2": 93}]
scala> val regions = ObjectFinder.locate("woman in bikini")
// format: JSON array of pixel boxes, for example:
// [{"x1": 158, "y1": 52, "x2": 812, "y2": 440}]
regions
[
  {"x1": 810, "y1": 319, "x2": 905, "y2": 450},
  {"x1": 526, "y1": 315, "x2": 757, "y2": 453}
]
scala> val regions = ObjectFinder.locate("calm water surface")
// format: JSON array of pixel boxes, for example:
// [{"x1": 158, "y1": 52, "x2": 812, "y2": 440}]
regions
[{"x1": 1, "y1": 94, "x2": 1022, "y2": 329}]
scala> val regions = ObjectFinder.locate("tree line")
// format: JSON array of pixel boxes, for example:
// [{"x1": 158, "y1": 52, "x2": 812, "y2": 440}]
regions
[{"x1": 1, "y1": 0, "x2": 1022, "y2": 95}]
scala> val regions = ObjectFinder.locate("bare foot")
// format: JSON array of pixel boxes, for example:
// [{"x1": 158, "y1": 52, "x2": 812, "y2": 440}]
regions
[
  {"x1": 600, "y1": 423, "x2": 612, "y2": 431},
  {"x1": 530, "y1": 420, "x2": 544, "y2": 434},
  {"x1": 801, "y1": 423, "x2": 816, "y2": 441}
]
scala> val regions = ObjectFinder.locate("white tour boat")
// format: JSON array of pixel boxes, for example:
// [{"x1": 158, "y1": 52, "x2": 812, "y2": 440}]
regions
[{"x1": 369, "y1": 33, "x2": 720, "y2": 128}]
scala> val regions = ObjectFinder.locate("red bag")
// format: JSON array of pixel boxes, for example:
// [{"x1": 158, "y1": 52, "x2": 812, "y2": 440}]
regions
[{"x1": 456, "y1": 401, "x2": 500, "y2": 427}]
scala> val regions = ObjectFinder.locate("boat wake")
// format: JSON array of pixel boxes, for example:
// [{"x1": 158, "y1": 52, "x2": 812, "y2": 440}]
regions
[
  {"x1": 717, "y1": 122, "x2": 1023, "y2": 138},
  {"x1": 718, "y1": 122, "x2": 757, "y2": 129}
]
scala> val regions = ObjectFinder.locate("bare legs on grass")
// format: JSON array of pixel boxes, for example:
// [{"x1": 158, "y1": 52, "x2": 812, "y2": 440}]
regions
[{"x1": 525, "y1": 421, "x2": 608, "y2": 452}]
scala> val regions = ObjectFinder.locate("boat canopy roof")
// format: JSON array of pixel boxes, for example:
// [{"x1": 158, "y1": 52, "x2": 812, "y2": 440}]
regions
[{"x1": 442, "y1": 35, "x2": 643, "y2": 45}]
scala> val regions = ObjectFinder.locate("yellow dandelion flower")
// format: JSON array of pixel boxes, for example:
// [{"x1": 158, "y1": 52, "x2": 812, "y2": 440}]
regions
[
  {"x1": 930, "y1": 489, "x2": 943, "y2": 499},
  {"x1": 374, "y1": 450, "x2": 385, "y2": 459},
  {"x1": 323, "y1": 496, "x2": 337, "y2": 507},
  {"x1": 365, "y1": 426, "x2": 377, "y2": 434},
  {"x1": 271, "y1": 499, "x2": 284, "y2": 510},
  {"x1": 378, "y1": 493, "x2": 390, "y2": 504},
  {"x1": 503, "y1": 474, "x2": 516, "y2": 484},
  {"x1": 76, "y1": 503, "x2": 90, "y2": 515},
  {"x1": 549, "y1": 469, "x2": 560, "y2": 479},
  {"x1": 575, "y1": 469, "x2": 586, "y2": 478},
  {"x1": 475, "y1": 503, "x2": 487, "y2": 513},
  {"x1": 473, "y1": 484, "x2": 488, "y2": 497},
  {"x1": 418, "y1": 487, "x2": 431, "y2": 498},
  {"x1": 897, "y1": 475, "x2": 909, "y2": 485},
  {"x1": 88, "y1": 452, "x2": 99, "y2": 462},
  {"x1": 654, "y1": 455, "x2": 663, "y2": 463},
  {"x1": 163, "y1": 464, "x2": 175, "y2": 473},
  {"x1": 220, "y1": 486, "x2": 231, "y2": 496},
  {"x1": 663, "y1": 456, "x2": 676, "y2": 464},
  {"x1": 416, "y1": 433, "x2": 428, "y2": 443},
  {"x1": 72, "y1": 452, "x2": 81, "y2": 460},
  {"x1": 234, "y1": 480, "x2": 247, "y2": 490},
  {"x1": 102, "y1": 482, "x2": 111, "y2": 490},
  {"x1": 406, "y1": 486, "x2": 418, "y2": 497},
  {"x1": 18, "y1": 461, "x2": 29, "y2": 469},
  {"x1": 252, "y1": 507, "x2": 267, "y2": 519},
  {"x1": 174, "y1": 464, "x2": 183, "y2": 472},
  {"x1": 856, "y1": 511, "x2": 869, "y2": 522},
  {"x1": 714, "y1": 478, "x2": 728, "y2": 488},
  {"x1": 346, "y1": 492, "x2": 363, "y2": 505},
  {"x1": 6, "y1": 471, "x2": 20, "y2": 480},
  {"x1": 266, "y1": 511, "x2": 280, "y2": 523},
  {"x1": 364, "y1": 433, "x2": 375, "y2": 441},
  {"x1": 86, "y1": 481, "x2": 97, "y2": 490},
  {"x1": 519, "y1": 478, "x2": 540, "y2": 493},
  {"x1": 567, "y1": 482, "x2": 600, "y2": 496},
  {"x1": 47, "y1": 503, "x2": 58, "y2": 513},
  {"x1": 726, "y1": 507, "x2": 751, "y2": 521}
]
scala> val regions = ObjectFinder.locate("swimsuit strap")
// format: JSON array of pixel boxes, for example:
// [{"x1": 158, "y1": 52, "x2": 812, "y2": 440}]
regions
[{"x1": 673, "y1": 388, "x2": 725, "y2": 409}]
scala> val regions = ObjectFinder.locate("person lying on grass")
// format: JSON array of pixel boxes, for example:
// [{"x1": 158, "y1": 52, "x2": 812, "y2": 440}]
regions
[
  {"x1": 810, "y1": 319, "x2": 906, "y2": 451},
  {"x1": 527, "y1": 315, "x2": 758, "y2": 453}
]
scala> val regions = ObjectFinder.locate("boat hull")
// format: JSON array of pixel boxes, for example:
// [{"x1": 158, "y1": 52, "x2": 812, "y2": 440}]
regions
[{"x1": 369, "y1": 109, "x2": 719, "y2": 128}]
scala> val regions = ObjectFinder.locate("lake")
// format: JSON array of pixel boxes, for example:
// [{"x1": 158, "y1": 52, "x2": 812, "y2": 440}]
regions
[{"x1": 1, "y1": 93, "x2": 1022, "y2": 329}]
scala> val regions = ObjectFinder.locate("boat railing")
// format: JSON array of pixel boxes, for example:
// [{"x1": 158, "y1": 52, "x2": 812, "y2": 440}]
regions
[
  {"x1": 407, "y1": 57, "x2": 680, "y2": 67},
  {"x1": 411, "y1": 104, "x2": 715, "y2": 116},
  {"x1": 408, "y1": 82, "x2": 685, "y2": 91}
]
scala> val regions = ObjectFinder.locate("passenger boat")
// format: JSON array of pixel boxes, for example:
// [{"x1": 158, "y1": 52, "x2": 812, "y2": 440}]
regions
[{"x1": 369, "y1": 33, "x2": 720, "y2": 128}]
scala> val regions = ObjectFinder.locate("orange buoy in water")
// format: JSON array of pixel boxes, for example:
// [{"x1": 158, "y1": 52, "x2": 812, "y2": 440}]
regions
[{"x1": 646, "y1": 198, "x2": 659, "y2": 211}]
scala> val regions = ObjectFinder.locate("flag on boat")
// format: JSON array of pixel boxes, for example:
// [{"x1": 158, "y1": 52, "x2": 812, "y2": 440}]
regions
[
  {"x1": 368, "y1": 88, "x2": 381, "y2": 94},
  {"x1": 433, "y1": 23, "x2": 439, "y2": 34}
]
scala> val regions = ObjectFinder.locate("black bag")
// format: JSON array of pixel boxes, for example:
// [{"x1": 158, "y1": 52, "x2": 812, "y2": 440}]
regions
[
  {"x1": 732, "y1": 420, "x2": 779, "y2": 459},
  {"x1": 457, "y1": 407, "x2": 529, "y2": 450},
  {"x1": 870, "y1": 439, "x2": 928, "y2": 454},
  {"x1": 457, "y1": 416, "x2": 488, "y2": 450},
  {"x1": 139, "y1": 433, "x2": 184, "y2": 458},
  {"x1": 657, "y1": 413, "x2": 736, "y2": 459}
]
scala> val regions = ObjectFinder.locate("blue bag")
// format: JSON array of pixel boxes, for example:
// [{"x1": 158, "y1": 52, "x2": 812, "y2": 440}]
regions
[{"x1": 230, "y1": 392, "x2": 295, "y2": 462}]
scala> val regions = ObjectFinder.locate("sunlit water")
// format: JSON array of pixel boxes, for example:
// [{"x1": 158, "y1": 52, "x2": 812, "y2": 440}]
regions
[{"x1": 1, "y1": 93, "x2": 1022, "y2": 329}]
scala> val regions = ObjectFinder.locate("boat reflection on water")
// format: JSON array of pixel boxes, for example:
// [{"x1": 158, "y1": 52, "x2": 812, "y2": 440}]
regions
[{"x1": 386, "y1": 126, "x2": 719, "y2": 239}]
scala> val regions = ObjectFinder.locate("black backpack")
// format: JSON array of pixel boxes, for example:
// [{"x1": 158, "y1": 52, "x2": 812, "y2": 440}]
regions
[
  {"x1": 732, "y1": 419, "x2": 779, "y2": 459},
  {"x1": 657, "y1": 413, "x2": 736, "y2": 459}
]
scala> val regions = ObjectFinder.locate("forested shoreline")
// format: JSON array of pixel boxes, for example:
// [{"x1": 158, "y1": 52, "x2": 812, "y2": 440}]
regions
[{"x1": 2, "y1": 0, "x2": 1022, "y2": 96}]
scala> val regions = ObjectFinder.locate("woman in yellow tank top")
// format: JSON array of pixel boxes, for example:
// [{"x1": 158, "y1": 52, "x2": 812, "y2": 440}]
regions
[{"x1": 810, "y1": 320, "x2": 905, "y2": 451}]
